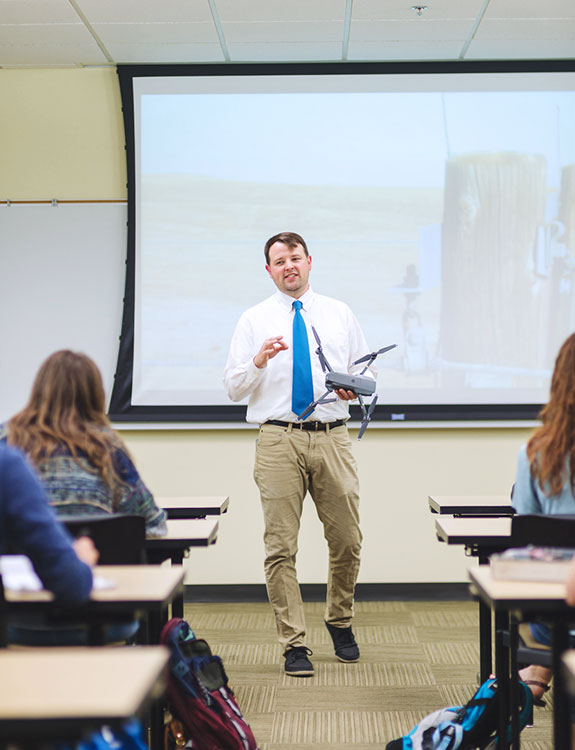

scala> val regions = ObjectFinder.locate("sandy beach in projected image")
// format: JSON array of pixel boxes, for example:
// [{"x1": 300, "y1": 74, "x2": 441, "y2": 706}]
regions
[{"x1": 136, "y1": 174, "x2": 444, "y2": 406}]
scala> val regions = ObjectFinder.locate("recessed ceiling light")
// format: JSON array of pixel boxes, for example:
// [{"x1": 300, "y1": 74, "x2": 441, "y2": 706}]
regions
[{"x1": 411, "y1": 5, "x2": 428, "y2": 15}]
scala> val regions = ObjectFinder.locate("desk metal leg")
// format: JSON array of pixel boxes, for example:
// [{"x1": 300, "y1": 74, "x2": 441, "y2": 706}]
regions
[
  {"x1": 478, "y1": 553, "x2": 493, "y2": 684},
  {"x1": 495, "y1": 610, "x2": 511, "y2": 750},
  {"x1": 479, "y1": 600, "x2": 492, "y2": 684},
  {"x1": 552, "y1": 620, "x2": 570, "y2": 750},
  {"x1": 170, "y1": 552, "x2": 185, "y2": 620},
  {"x1": 509, "y1": 617, "x2": 521, "y2": 750}
]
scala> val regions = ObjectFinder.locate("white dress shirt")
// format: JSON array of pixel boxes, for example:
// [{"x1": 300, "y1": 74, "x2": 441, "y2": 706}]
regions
[{"x1": 223, "y1": 287, "x2": 375, "y2": 424}]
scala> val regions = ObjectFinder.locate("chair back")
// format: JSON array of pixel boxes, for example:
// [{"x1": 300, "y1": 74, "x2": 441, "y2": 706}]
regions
[
  {"x1": 59, "y1": 513, "x2": 147, "y2": 565},
  {"x1": 510, "y1": 513, "x2": 575, "y2": 549}
]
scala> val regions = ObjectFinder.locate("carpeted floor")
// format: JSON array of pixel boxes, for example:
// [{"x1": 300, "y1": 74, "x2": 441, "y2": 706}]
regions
[{"x1": 183, "y1": 599, "x2": 554, "y2": 749}]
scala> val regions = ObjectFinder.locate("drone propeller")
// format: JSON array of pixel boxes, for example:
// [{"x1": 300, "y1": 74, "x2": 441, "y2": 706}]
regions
[
  {"x1": 357, "y1": 394, "x2": 378, "y2": 440},
  {"x1": 311, "y1": 326, "x2": 333, "y2": 373},
  {"x1": 353, "y1": 343, "x2": 397, "y2": 367}
]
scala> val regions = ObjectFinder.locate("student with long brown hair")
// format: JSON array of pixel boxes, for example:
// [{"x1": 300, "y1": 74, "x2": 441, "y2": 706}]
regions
[
  {"x1": 0, "y1": 350, "x2": 166, "y2": 536},
  {"x1": 512, "y1": 332, "x2": 575, "y2": 700}
]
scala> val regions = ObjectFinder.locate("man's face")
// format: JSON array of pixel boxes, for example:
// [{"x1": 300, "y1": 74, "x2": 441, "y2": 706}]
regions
[{"x1": 266, "y1": 241, "x2": 312, "y2": 299}]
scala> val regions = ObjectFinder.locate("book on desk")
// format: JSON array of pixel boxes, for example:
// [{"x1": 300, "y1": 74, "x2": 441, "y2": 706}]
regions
[{"x1": 490, "y1": 546, "x2": 575, "y2": 582}]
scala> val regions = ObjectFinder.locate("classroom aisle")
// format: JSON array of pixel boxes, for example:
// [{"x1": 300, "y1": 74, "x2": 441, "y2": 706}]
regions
[{"x1": 183, "y1": 599, "x2": 553, "y2": 750}]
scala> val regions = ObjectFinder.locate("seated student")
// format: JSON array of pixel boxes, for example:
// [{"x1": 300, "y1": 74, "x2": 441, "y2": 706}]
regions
[
  {"x1": 0, "y1": 442, "x2": 96, "y2": 604},
  {"x1": 0, "y1": 349, "x2": 167, "y2": 537},
  {"x1": 512, "y1": 332, "x2": 575, "y2": 701}
]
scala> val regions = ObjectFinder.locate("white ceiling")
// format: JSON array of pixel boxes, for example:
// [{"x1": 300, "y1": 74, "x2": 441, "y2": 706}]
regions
[{"x1": 0, "y1": 0, "x2": 574, "y2": 68}]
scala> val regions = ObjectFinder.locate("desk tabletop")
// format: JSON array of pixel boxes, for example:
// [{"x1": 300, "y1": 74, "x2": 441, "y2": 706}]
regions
[
  {"x1": 469, "y1": 565, "x2": 571, "y2": 608},
  {"x1": 159, "y1": 495, "x2": 229, "y2": 517},
  {"x1": 4, "y1": 564, "x2": 185, "y2": 606},
  {"x1": 435, "y1": 516, "x2": 512, "y2": 546},
  {"x1": 429, "y1": 494, "x2": 515, "y2": 516},
  {"x1": 146, "y1": 517, "x2": 219, "y2": 548},
  {"x1": 0, "y1": 646, "x2": 168, "y2": 732}
]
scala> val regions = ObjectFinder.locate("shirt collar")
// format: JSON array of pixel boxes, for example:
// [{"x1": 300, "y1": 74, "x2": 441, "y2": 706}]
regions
[{"x1": 275, "y1": 286, "x2": 315, "y2": 312}]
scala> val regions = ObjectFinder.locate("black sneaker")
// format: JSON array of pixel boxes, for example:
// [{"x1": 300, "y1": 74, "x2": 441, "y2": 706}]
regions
[
  {"x1": 325, "y1": 621, "x2": 360, "y2": 662},
  {"x1": 284, "y1": 646, "x2": 314, "y2": 676}
]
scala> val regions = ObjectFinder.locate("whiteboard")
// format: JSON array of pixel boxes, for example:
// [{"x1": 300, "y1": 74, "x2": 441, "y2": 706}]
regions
[{"x1": 0, "y1": 203, "x2": 127, "y2": 422}]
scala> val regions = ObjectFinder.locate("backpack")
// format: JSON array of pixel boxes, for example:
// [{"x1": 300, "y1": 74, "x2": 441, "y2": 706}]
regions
[
  {"x1": 385, "y1": 677, "x2": 533, "y2": 750},
  {"x1": 160, "y1": 617, "x2": 260, "y2": 750}
]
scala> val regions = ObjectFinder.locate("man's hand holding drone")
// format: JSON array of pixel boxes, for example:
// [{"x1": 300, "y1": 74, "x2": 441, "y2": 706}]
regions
[{"x1": 298, "y1": 326, "x2": 397, "y2": 439}]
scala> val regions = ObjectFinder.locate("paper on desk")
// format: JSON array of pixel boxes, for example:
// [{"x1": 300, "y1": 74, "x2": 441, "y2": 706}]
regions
[{"x1": 0, "y1": 555, "x2": 115, "y2": 591}]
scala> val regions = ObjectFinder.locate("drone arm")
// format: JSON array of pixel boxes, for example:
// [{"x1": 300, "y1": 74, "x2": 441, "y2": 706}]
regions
[{"x1": 296, "y1": 389, "x2": 336, "y2": 421}]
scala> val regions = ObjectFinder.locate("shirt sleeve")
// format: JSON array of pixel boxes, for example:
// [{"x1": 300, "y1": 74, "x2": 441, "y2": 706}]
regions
[
  {"x1": 1, "y1": 447, "x2": 93, "y2": 605},
  {"x1": 114, "y1": 449, "x2": 168, "y2": 537},
  {"x1": 223, "y1": 313, "x2": 266, "y2": 401},
  {"x1": 512, "y1": 445, "x2": 542, "y2": 514}
]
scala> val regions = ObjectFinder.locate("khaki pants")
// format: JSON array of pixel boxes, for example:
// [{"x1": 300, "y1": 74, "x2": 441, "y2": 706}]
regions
[{"x1": 253, "y1": 422, "x2": 362, "y2": 651}]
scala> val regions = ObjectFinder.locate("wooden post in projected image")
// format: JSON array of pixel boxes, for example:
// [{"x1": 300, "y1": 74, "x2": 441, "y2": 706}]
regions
[
  {"x1": 547, "y1": 164, "x2": 575, "y2": 360},
  {"x1": 440, "y1": 153, "x2": 547, "y2": 389}
]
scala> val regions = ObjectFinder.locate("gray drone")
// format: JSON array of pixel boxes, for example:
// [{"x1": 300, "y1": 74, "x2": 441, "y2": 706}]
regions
[{"x1": 297, "y1": 326, "x2": 397, "y2": 439}]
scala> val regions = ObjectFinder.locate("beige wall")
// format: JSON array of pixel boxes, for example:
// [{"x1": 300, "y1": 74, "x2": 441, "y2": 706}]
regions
[
  {"x1": 1, "y1": 68, "x2": 534, "y2": 585},
  {"x1": 121, "y1": 424, "x2": 532, "y2": 585}
]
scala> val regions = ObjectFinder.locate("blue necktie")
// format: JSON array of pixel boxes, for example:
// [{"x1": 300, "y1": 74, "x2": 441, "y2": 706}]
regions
[{"x1": 291, "y1": 300, "x2": 314, "y2": 416}]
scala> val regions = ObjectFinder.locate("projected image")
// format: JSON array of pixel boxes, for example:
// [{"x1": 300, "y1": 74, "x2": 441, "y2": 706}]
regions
[{"x1": 130, "y1": 73, "x2": 575, "y2": 411}]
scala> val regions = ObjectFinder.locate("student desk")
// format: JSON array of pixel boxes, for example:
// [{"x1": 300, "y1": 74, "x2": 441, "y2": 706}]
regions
[
  {"x1": 435, "y1": 516, "x2": 512, "y2": 683},
  {"x1": 4, "y1": 565, "x2": 185, "y2": 645},
  {"x1": 146, "y1": 518, "x2": 219, "y2": 618},
  {"x1": 0, "y1": 646, "x2": 168, "y2": 747},
  {"x1": 470, "y1": 566, "x2": 573, "y2": 750},
  {"x1": 434, "y1": 516, "x2": 512, "y2": 553},
  {"x1": 429, "y1": 494, "x2": 515, "y2": 517},
  {"x1": 159, "y1": 495, "x2": 229, "y2": 519}
]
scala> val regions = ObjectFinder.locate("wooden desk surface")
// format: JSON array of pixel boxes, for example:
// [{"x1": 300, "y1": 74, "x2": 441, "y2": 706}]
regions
[
  {"x1": 146, "y1": 518, "x2": 219, "y2": 548},
  {"x1": 429, "y1": 494, "x2": 515, "y2": 516},
  {"x1": 469, "y1": 565, "x2": 570, "y2": 608},
  {"x1": 159, "y1": 496, "x2": 229, "y2": 517},
  {"x1": 0, "y1": 646, "x2": 168, "y2": 721},
  {"x1": 435, "y1": 516, "x2": 512, "y2": 546},
  {"x1": 4, "y1": 565, "x2": 185, "y2": 606}
]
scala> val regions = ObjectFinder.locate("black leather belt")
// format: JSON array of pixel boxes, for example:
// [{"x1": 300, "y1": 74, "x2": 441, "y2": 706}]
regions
[{"x1": 264, "y1": 419, "x2": 346, "y2": 431}]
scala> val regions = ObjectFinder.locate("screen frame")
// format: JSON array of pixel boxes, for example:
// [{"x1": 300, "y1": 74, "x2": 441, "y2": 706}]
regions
[{"x1": 110, "y1": 59, "x2": 575, "y2": 423}]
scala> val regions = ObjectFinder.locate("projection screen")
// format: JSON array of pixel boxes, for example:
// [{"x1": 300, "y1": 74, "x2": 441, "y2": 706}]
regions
[{"x1": 111, "y1": 62, "x2": 575, "y2": 423}]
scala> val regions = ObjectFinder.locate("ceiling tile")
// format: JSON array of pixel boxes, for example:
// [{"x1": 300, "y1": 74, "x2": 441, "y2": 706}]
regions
[
  {"x1": 0, "y1": 0, "x2": 78, "y2": 23},
  {"x1": 474, "y1": 19, "x2": 575, "y2": 40},
  {"x1": 215, "y1": 0, "x2": 346, "y2": 23},
  {"x1": 92, "y1": 22, "x2": 219, "y2": 45},
  {"x1": 484, "y1": 0, "x2": 575, "y2": 20},
  {"x1": 227, "y1": 41, "x2": 343, "y2": 62},
  {"x1": 0, "y1": 23, "x2": 90, "y2": 44},
  {"x1": 465, "y1": 38, "x2": 575, "y2": 59},
  {"x1": 348, "y1": 39, "x2": 464, "y2": 60},
  {"x1": 351, "y1": 20, "x2": 472, "y2": 42},
  {"x1": 0, "y1": 40, "x2": 108, "y2": 66},
  {"x1": 222, "y1": 21, "x2": 343, "y2": 43},
  {"x1": 109, "y1": 43, "x2": 225, "y2": 64},
  {"x1": 74, "y1": 0, "x2": 214, "y2": 23},
  {"x1": 352, "y1": 0, "x2": 484, "y2": 21}
]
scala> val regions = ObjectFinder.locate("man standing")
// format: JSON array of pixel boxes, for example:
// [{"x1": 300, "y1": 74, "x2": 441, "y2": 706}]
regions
[{"x1": 224, "y1": 232, "x2": 375, "y2": 677}]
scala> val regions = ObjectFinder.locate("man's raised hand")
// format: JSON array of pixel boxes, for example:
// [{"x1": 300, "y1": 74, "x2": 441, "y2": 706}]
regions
[{"x1": 253, "y1": 336, "x2": 288, "y2": 369}]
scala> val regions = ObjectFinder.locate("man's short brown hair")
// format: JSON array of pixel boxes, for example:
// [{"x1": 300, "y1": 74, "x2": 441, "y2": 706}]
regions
[{"x1": 264, "y1": 232, "x2": 309, "y2": 265}]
